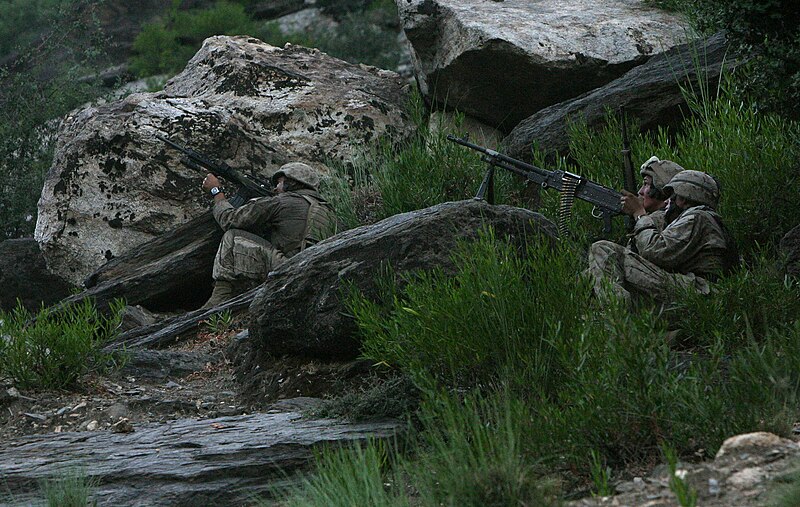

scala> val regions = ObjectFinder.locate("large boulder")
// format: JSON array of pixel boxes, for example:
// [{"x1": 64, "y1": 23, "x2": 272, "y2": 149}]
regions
[
  {"x1": 397, "y1": 0, "x2": 688, "y2": 132},
  {"x1": 0, "y1": 239, "x2": 74, "y2": 312},
  {"x1": 35, "y1": 35, "x2": 413, "y2": 286},
  {"x1": 249, "y1": 199, "x2": 557, "y2": 359},
  {"x1": 503, "y1": 32, "x2": 733, "y2": 161}
]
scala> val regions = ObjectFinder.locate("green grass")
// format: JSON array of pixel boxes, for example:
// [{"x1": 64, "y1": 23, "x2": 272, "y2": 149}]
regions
[
  {"x1": 39, "y1": 467, "x2": 97, "y2": 507},
  {"x1": 0, "y1": 299, "x2": 125, "y2": 389}
]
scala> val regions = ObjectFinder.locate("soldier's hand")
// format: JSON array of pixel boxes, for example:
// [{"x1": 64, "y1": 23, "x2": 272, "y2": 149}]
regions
[
  {"x1": 202, "y1": 173, "x2": 220, "y2": 191},
  {"x1": 620, "y1": 190, "x2": 646, "y2": 218}
]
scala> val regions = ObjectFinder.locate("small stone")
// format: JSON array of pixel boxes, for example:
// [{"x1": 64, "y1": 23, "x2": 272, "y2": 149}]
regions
[
  {"x1": 86, "y1": 420, "x2": 99, "y2": 431},
  {"x1": 111, "y1": 418, "x2": 134, "y2": 434},
  {"x1": 71, "y1": 401, "x2": 87, "y2": 412},
  {"x1": 708, "y1": 477, "x2": 720, "y2": 495}
]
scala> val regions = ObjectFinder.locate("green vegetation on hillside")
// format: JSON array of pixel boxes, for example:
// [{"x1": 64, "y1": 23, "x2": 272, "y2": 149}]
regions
[{"x1": 0, "y1": 0, "x2": 108, "y2": 239}]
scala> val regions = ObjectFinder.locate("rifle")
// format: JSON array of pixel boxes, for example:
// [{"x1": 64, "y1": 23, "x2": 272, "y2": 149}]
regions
[
  {"x1": 619, "y1": 107, "x2": 637, "y2": 232},
  {"x1": 447, "y1": 134, "x2": 623, "y2": 235},
  {"x1": 157, "y1": 134, "x2": 273, "y2": 207}
]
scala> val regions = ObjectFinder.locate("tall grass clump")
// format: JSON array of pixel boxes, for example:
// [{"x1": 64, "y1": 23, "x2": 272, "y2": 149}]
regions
[
  {"x1": 669, "y1": 249, "x2": 800, "y2": 350},
  {"x1": 274, "y1": 439, "x2": 408, "y2": 507},
  {"x1": 409, "y1": 393, "x2": 561, "y2": 507},
  {"x1": 0, "y1": 299, "x2": 124, "y2": 389},
  {"x1": 349, "y1": 228, "x2": 585, "y2": 393},
  {"x1": 39, "y1": 467, "x2": 97, "y2": 507}
]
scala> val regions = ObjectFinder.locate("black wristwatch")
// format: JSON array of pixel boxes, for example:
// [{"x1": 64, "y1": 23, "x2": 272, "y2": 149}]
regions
[{"x1": 209, "y1": 186, "x2": 221, "y2": 197}]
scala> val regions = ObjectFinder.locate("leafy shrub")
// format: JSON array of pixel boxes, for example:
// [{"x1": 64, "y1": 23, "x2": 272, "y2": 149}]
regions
[{"x1": 0, "y1": 299, "x2": 124, "y2": 389}]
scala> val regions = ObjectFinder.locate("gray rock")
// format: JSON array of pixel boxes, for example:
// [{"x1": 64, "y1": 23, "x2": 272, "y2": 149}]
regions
[
  {"x1": 780, "y1": 224, "x2": 800, "y2": 277},
  {"x1": 397, "y1": 0, "x2": 688, "y2": 131},
  {"x1": 35, "y1": 35, "x2": 413, "y2": 286},
  {"x1": 0, "y1": 411, "x2": 402, "y2": 506},
  {"x1": 249, "y1": 199, "x2": 557, "y2": 359},
  {"x1": 0, "y1": 238, "x2": 74, "y2": 312},
  {"x1": 120, "y1": 350, "x2": 217, "y2": 380},
  {"x1": 503, "y1": 32, "x2": 734, "y2": 161}
]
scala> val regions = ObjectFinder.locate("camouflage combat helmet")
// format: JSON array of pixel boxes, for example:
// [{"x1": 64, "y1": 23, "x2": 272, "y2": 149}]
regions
[
  {"x1": 663, "y1": 170, "x2": 720, "y2": 209},
  {"x1": 272, "y1": 162, "x2": 321, "y2": 190},
  {"x1": 640, "y1": 156, "x2": 684, "y2": 191}
]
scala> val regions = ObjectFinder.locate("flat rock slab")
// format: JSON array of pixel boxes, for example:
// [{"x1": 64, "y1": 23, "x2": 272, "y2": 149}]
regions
[
  {"x1": 398, "y1": 0, "x2": 687, "y2": 131},
  {"x1": 0, "y1": 411, "x2": 402, "y2": 506}
]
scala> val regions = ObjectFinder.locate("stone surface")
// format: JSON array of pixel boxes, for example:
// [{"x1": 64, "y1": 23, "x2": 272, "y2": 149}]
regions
[
  {"x1": 397, "y1": 0, "x2": 688, "y2": 131},
  {"x1": 249, "y1": 199, "x2": 557, "y2": 359},
  {"x1": 35, "y1": 35, "x2": 413, "y2": 285},
  {"x1": 0, "y1": 238, "x2": 73, "y2": 312},
  {"x1": 568, "y1": 432, "x2": 800, "y2": 507},
  {"x1": 0, "y1": 411, "x2": 401, "y2": 506},
  {"x1": 780, "y1": 224, "x2": 800, "y2": 277},
  {"x1": 503, "y1": 32, "x2": 733, "y2": 161}
]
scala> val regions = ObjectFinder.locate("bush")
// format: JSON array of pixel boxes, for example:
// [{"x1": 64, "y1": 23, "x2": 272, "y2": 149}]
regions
[{"x1": 0, "y1": 299, "x2": 124, "y2": 389}]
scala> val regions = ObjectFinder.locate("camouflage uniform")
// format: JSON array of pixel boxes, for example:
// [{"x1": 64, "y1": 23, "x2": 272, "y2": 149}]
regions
[
  {"x1": 588, "y1": 170, "x2": 728, "y2": 305},
  {"x1": 211, "y1": 187, "x2": 334, "y2": 284}
]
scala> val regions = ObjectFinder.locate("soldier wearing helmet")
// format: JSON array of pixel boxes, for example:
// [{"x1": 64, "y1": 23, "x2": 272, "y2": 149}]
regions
[
  {"x1": 200, "y1": 161, "x2": 336, "y2": 308},
  {"x1": 620, "y1": 156, "x2": 685, "y2": 231},
  {"x1": 588, "y1": 168, "x2": 735, "y2": 306}
]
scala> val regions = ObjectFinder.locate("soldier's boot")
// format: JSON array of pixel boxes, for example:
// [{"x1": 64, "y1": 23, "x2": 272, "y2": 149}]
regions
[{"x1": 201, "y1": 280, "x2": 234, "y2": 310}]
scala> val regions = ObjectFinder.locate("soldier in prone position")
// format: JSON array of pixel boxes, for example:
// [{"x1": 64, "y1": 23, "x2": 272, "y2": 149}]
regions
[
  {"x1": 200, "y1": 162, "x2": 336, "y2": 309},
  {"x1": 587, "y1": 169, "x2": 735, "y2": 307}
]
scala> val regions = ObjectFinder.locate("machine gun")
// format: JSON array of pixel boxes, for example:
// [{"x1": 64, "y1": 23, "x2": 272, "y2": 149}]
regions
[
  {"x1": 447, "y1": 134, "x2": 624, "y2": 235},
  {"x1": 157, "y1": 134, "x2": 273, "y2": 207}
]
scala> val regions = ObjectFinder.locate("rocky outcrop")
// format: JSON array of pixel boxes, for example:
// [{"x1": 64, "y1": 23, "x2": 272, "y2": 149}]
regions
[
  {"x1": 569, "y1": 432, "x2": 800, "y2": 507},
  {"x1": 0, "y1": 238, "x2": 73, "y2": 312},
  {"x1": 0, "y1": 410, "x2": 401, "y2": 506},
  {"x1": 504, "y1": 32, "x2": 733, "y2": 161},
  {"x1": 397, "y1": 0, "x2": 688, "y2": 132},
  {"x1": 35, "y1": 35, "x2": 413, "y2": 286},
  {"x1": 249, "y1": 199, "x2": 557, "y2": 359}
]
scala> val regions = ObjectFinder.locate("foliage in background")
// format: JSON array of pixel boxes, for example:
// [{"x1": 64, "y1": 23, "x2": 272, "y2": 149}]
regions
[
  {"x1": 130, "y1": 0, "x2": 403, "y2": 77},
  {"x1": 130, "y1": 1, "x2": 257, "y2": 77},
  {"x1": 0, "y1": 299, "x2": 124, "y2": 389},
  {"x1": 687, "y1": 0, "x2": 800, "y2": 119},
  {"x1": 0, "y1": 1, "x2": 108, "y2": 239}
]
